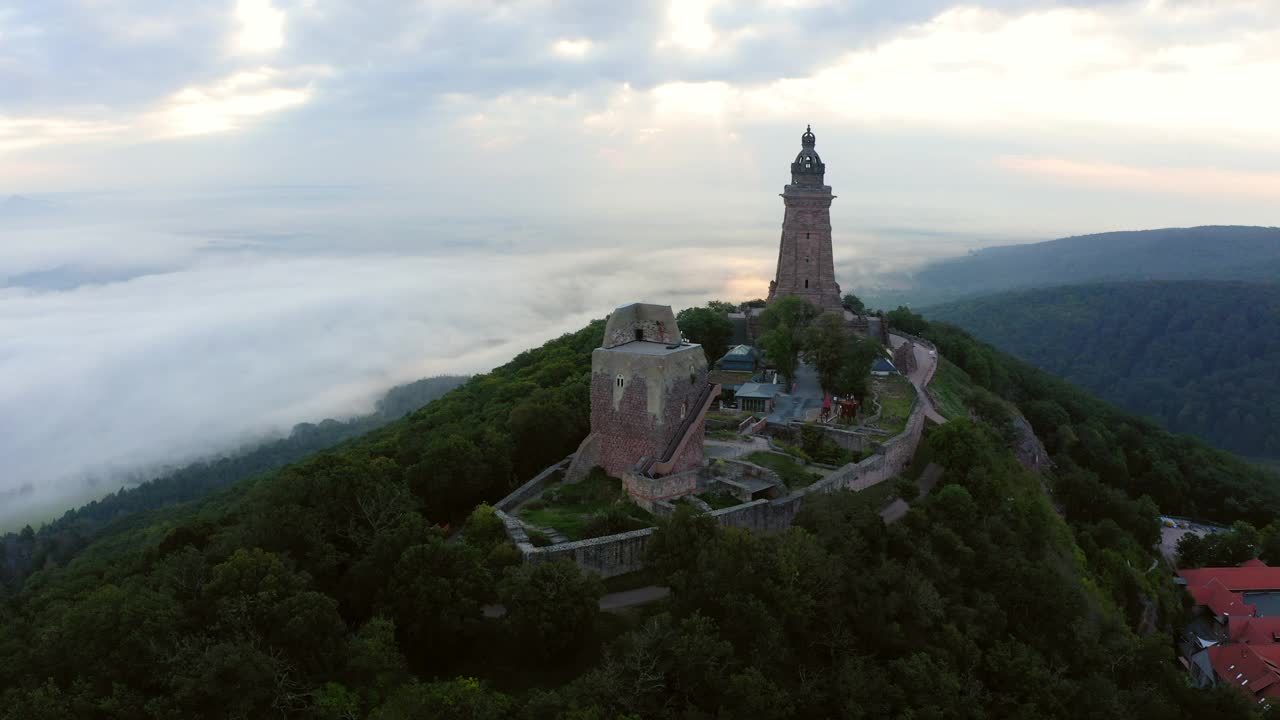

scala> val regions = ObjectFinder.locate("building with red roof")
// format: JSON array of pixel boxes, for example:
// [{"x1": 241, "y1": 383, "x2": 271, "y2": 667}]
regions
[
  {"x1": 1178, "y1": 559, "x2": 1280, "y2": 622},
  {"x1": 1181, "y1": 559, "x2": 1280, "y2": 708},
  {"x1": 1229, "y1": 616, "x2": 1280, "y2": 645},
  {"x1": 1194, "y1": 644, "x2": 1280, "y2": 708},
  {"x1": 1178, "y1": 563, "x2": 1280, "y2": 594}
]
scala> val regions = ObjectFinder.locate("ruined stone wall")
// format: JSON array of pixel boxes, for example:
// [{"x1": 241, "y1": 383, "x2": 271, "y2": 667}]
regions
[
  {"x1": 493, "y1": 456, "x2": 573, "y2": 511},
  {"x1": 879, "y1": 401, "x2": 926, "y2": 476},
  {"x1": 663, "y1": 414, "x2": 708, "y2": 475},
  {"x1": 602, "y1": 304, "x2": 681, "y2": 348},
  {"x1": 623, "y1": 468, "x2": 699, "y2": 513},
  {"x1": 893, "y1": 341, "x2": 918, "y2": 375},
  {"x1": 523, "y1": 528, "x2": 655, "y2": 578},
  {"x1": 605, "y1": 319, "x2": 677, "y2": 349},
  {"x1": 591, "y1": 373, "x2": 662, "y2": 477},
  {"x1": 590, "y1": 347, "x2": 709, "y2": 478}
]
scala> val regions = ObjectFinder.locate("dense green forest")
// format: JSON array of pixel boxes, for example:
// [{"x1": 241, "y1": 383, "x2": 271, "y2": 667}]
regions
[
  {"x1": 869, "y1": 225, "x2": 1280, "y2": 306},
  {"x1": 1, "y1": 312, "x2": 1278, "y2": 717},
  {"x1": 925, "y1": 281, "x2": 1280, "y2": 460},
  {"x1": 0, "y1": 375, "x2": 467, "y2": 593}
]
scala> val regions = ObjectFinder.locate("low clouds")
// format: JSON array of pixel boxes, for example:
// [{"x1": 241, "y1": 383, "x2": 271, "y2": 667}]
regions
[{"x1": 0, "y1": 190, "x2": 770, "y2": 529}]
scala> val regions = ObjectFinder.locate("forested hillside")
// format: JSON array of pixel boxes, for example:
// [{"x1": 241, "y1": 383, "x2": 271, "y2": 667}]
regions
[
  {"x1": 0, "y1": 375, "x2": 467, "y2": 592},
  {"x1": 925, "y1": 281, "x2": 1280, "y2": 460},
  {"x1": 872, "y1": 226, "x2": 1280, "y2": 306},
  {"x1": 1, "y1": 315, "x2": 1277, "y2": 717}
]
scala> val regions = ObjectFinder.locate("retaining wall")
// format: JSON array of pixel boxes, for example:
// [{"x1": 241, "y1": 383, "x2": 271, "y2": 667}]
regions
[
  {"x1": 624, "y1": 469, "x2": 699, "y2": 513},
  {"x1": 493, "y1": 456, "x2": 573, "y2": 511},
  {"x1": 522, "y1": 527, "x2": 655, "y2": 578}
]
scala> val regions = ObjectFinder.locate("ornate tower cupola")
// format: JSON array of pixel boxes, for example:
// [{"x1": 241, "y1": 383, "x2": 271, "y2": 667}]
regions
[
  {"x1": 790, "y1": 125, "x2": 825, "y2": 187},
  {"x1": 766, "y1": 125, "x2": 843, "y2": 312}
]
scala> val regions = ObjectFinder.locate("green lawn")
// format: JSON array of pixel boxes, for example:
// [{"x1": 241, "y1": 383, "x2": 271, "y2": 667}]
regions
[
  {"x1": 870, "y1": 375, "x2": 917, "y2": 435},
  {"x1": 707, "y1": 429, "x2": 743, "y2": 441},
  {"x1": 745, "y1": 451, "x2": 823, "y2": 489},
  {"x1": 699, "y1": 489, "x2": 745, "y2": 510},
  {"x1": 519, "y1": 469, "x2": 654, "y2": 540},
  {"x1": 929, "y1": 359, "x2": 973, "y2": 421},
  {"x1": 705, "y1": 410, "x2": 749, "y2": 432}
]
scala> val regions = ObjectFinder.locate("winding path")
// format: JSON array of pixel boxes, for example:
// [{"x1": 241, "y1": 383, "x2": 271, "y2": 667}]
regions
[{"x1": 888, "y1": 333, "x2": 946, "y2": 425}]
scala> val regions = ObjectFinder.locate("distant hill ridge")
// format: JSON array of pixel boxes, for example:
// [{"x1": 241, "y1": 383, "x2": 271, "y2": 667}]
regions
[
  {"x1": 925, "y1": 280, "x2": 1280, "y2": 460},
  {"x1": 877, "y1": 225, "x2": 1280, "y2": 306}
]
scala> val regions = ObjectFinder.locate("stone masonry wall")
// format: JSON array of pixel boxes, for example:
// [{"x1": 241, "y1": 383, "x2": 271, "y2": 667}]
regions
[
  {"x1": 590, "y1": 360, "x2": 710, "y2": 478},
  {"x1": 664, "y1": 413, "x2": 708, "y2": 475},
  {"x1": 769, "y1": 190, "x2": 843, "y2": 312},
  {"x1": 522, "y1": 527, "x2": 655, "y2": 578},
  {"x1": 493, "y1": 456, "x2": 573, "y2": 512},
  {"x1": 591, "y1": 373, "x2": 663, "y2": 477},
  {"x1": 623, "y1": 468, "x2": 699, "y2": 513},
  {"x1": 605, "y1": 319, "x2": 677, "y2": 349},
  {"x1": 893, "y1": 341, "x2": 918, "y2": 375}
]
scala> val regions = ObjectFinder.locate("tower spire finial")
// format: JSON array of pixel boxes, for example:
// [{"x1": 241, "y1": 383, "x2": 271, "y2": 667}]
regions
[{"x1": 801, "y1": 124, "x2": 815, "y2": 147}]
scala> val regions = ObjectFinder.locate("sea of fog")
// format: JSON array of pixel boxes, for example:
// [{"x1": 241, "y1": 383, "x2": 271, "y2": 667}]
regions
[{"x1": 0, "y1": 186, "x2": 1004, "y2": 531}]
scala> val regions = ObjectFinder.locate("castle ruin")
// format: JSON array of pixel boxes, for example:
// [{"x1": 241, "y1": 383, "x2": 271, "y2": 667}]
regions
[{"x1": 566, "y1": 304, "x2": 720, "y2": 508}]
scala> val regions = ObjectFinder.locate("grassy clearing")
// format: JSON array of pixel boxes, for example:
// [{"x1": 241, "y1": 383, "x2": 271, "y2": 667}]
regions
[
  {"x1": 870, "y1": 375, "x2": 917, "y2": 435},
  {"x1": 707, "y1": 429, "x2": 743, "y2": 441},
  {"x1": 705, "y1": 410, "x2": 750, "y2": 433},
  {"x1": 745, "y1": 451, "x2": 823, "y2": 489},
  {"x1": 519, "y1": 469, "x2": 654, "y2": 540},
  {"x1": 699, "y1": 489, "x2": 744, "y2": 510},
  {"x1": 929, "y1": 359, "x2": 973, "y2": 421}
]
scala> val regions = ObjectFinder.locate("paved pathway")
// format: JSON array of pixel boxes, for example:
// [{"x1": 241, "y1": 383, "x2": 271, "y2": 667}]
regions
[
  {"x1": 888, "y1": 334, "x2": 946, "y2": 424},
  {"x1": 483, "y1": 585, "x2": 671, "y2": 618},
  {"x1": 767, "y1": 363, "x2": 824, "y2": 423},
  {"x1": 879, "y1": 462, "x2": 944, "y2": 524},
  {"x1": 599, "y1": 585, "x2": 671, "y2": 611},
  {"x1": 704, "y1": 436, "x2": 770, "y2": 459}
]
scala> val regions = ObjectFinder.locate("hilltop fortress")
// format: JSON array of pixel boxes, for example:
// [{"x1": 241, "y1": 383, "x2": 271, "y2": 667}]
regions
[{"x1": 491, "y1": 127, "x2": 942, "y2": 576}]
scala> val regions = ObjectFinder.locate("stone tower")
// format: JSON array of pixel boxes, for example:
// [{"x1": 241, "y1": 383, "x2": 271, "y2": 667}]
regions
[
  {"x1": 565, "y1": 304, "x2": 719, "y2": 500},
  {"x1": 766, "y1": 125, "x2": 843, "y2": 312}
]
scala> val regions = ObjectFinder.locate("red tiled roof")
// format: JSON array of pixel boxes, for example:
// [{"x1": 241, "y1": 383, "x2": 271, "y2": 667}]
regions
[
  {"x1": 1242, "y1": 559, "x2": 1269, "y2": 568},
  {"x1": 1230, "y1": 617, "x2": 1280, "y2": 644},
  {"x1": 1179, "y1": 562, "x2": 1280, "y2": 593},
  {"x1": 1208, "y1": 644, "x2": 1280, "y2": 704},
  {"x1": 1188, "y1": 577, "x2": 1257, "y2": 617}
]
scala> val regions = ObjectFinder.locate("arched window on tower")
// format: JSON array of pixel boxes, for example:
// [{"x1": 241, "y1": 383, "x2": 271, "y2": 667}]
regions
[
  {"x1": 805, "y1": 279, "x2": 809, "y2": 288},
  {"x1": 616, "y1": 374, "x2": 625, "y2": 388}
]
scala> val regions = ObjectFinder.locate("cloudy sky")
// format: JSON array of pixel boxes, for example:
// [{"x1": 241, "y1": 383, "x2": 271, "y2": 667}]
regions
[{"x1": 2, "y1": 0, "x2": 1278, "y2": 528}]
